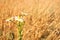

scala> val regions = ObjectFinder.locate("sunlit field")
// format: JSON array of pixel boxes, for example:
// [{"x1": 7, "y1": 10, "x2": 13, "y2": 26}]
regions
[{"x1": 0, "y1": 0, "x2": 60, "y2": 40}]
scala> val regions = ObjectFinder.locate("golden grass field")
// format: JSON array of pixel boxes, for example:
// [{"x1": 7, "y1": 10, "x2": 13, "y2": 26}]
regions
[{"x1": 0, "y1": 0, "x2": 60, "y2": 40}]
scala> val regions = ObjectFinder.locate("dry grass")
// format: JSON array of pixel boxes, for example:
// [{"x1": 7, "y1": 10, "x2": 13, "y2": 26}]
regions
[{"x1": 0, "y1": 0, "x2": 60, "y2": 40}]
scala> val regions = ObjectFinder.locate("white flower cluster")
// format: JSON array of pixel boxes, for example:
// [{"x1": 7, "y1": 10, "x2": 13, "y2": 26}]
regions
[
  {"x1": 6, "y1": 16, "x2": 24, "y2": 22},
  {"x1": 6, "y1": 12, "x2": 28, "y2": 22},
  {"x1": 14, "y1": 16, "x2": 24, "y2": 22}
]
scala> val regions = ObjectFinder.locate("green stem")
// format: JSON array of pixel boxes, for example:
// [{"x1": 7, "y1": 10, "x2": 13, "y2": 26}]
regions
[{"x1": 17, "y1": 21, "x2": 24, "y2": 40}]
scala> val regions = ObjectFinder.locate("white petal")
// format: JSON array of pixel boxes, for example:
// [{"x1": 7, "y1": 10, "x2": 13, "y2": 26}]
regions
[
  {"x1": 6, "y1": 17, "x2": 13, "y2": 22},
  {"x1": 14, "y1": 16, "x2": 18, "y2": 20},
  {"x1": 6, "y1": 19, "x2": 10, "y2": 22}
]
